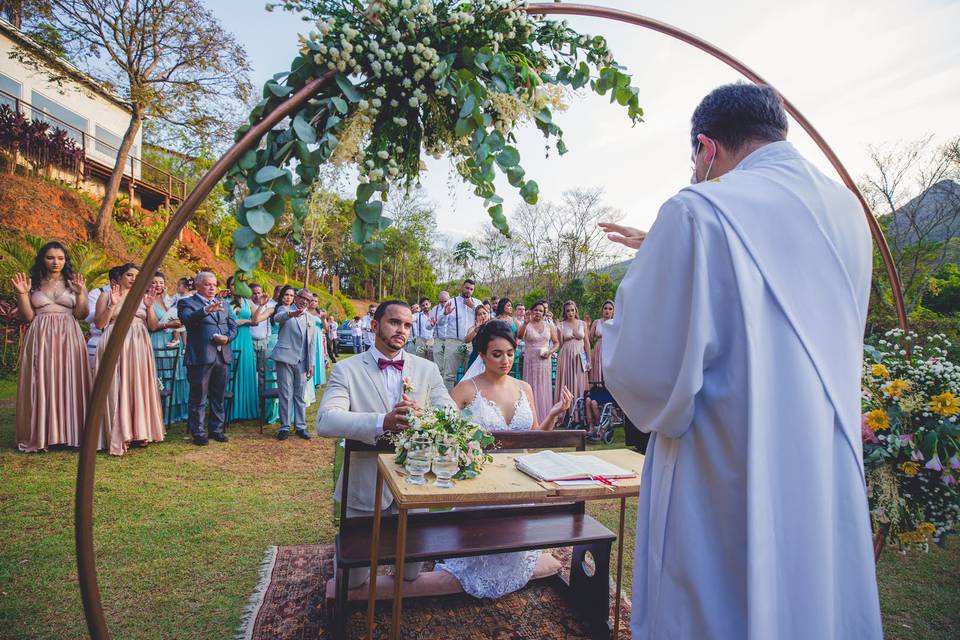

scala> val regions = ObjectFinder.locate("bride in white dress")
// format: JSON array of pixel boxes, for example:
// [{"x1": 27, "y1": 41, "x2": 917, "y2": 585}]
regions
[{"x1": 436, "y1": 321, "x2": 573, "y2": 599}]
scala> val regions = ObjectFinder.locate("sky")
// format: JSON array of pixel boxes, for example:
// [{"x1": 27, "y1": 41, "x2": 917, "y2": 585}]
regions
[{"x1": 205, "y1": 0, "x2": 960, "y2": 239}]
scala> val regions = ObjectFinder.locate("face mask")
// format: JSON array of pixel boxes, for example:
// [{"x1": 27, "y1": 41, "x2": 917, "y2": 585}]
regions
[{"x1": 690, "y1": 139, "x2": 716, "y2": 184}]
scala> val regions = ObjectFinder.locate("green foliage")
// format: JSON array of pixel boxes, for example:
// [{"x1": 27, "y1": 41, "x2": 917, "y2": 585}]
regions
[
  {"x1": 582, "y1": 271, "x2": 618, "y2": 315},
  {"x1": 925, "y1": 263, "x2": 960, "y2": 316},
  {"x1": 229, "y1": 0, "x2": 644, "y2": 283}
]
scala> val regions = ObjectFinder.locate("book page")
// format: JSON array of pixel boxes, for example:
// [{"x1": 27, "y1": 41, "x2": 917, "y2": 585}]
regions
[{"x1": 514, "y1": 450, "x2": 585, "y2": 481}]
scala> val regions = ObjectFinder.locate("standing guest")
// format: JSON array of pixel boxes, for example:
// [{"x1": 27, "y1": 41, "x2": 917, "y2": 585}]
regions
[
  {"x1": 514, "y1": 303, "x2": 526, "y2": 326},
  {"x1": 489, "y1": 294, "x2": 500, "y2": 312},
  {"x1": 270, "y1": 288, "x2": 316, "y2": 440},
  {"x1": 588, "y1": 300, "x2": 614, "y2": 385},
  {"x1": 429, "y1": 290, "x2": 451, "y2": 368},
  {"x1": 248, "y1": 282, "x2": 273, "y2": 373},
  {"x1": 360, "y1": 304, "x2": 376, "y2": 351},
  {"x1": 326, "y1": 313, "x2": 339, "y2": 364},
  {"x1": 411, "y1": 297, "x2": 434, "y2": 358},
  {"x1": 147, "y1": 271, "x2": 188, "y2": 424},
  {"x1": 405, "y1": 303, "x2": 421, "y2": 353},
  {"x1": 85, "y1": 265, "x2": 125, "y2": 370},
  {"x1": 517, "y1": 301, "x2": 558, "y2": 422},
  {"x1": 226, "y1": 276, "x2": 259, "y2": 421},
  {"x1": 256, "y1": 285, "x2": 294, "y2": 425},
  {"x1": 554, "y1": 301, "x2": 589, "y2": 404},
  {"x1": 462, "y1": 303, "x2": 491, "y2": 375},
  {"x1": 13, "y1": 241, "x2": 90, "y2": 452},
  {"x1": 316, "y1": 300, "x2": 456, "y2": 589},
  {"x1": 495, "y1": 297, "x2": 518, "y2": 335},
  {"x1": 174, "y1": 276, "x2": 194, "y2": 302},
  {"x1": 178, "y1": 272, "x2": 237, "y2": 446},
  {"x1": 308, "y1": 299, "x2": 327, "y2": 388},
  {"x1": 349, "y1": 315, "x2": 363, "y2": 353},
  {"x1": 436, "y1": 278, "x2": 482, "y2": 389},
  {"x1": 94, "y1": 263, "x2": 165, "y2": 455},
  {"x1": 602, "y1": 83, "x2": 882, "y2": 638}
]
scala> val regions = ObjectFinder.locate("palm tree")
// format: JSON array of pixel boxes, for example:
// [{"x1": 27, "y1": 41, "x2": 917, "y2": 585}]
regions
[
  {"x1": 0, "y1": 234, "x2": 45, "y2": 277},
  {"x1": 453, "y1": 240, "x2": 479, "y2": 277},
  {"x1": 69, "y1": 242, "x2": 110, "y2": 288}
]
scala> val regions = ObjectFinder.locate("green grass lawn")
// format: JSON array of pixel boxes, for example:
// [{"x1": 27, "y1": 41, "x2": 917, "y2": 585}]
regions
[{"x1": 1, "y1": 379, "x2": 957, "y2": 639}]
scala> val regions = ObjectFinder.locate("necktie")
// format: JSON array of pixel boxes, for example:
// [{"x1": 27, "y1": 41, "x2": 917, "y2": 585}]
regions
[{"x1": 378, "y1": 358, "x2": 404, "y2": 371}]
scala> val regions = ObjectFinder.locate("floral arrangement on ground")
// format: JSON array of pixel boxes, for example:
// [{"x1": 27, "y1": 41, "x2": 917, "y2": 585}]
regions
[
  {"x1": 391, "y1": 406, "x2": 496, "y2": 479},
  {"x1": 862, "y1": 330, "x2": 960, "y2": 551},
  {"x1": 224, "y1": 0, "x2": 643, "y2": 292}
]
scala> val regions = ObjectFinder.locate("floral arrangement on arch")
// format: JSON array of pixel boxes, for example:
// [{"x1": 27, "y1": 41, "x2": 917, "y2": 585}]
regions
[
  {"x1": 391, "y1": 406, "x2": 496, "y2": 479},
  {"x1": 224, "y1": 0, "x2": 643, "y2": 289},
  {"x1": 862, "y1": 330, "x2": 960, "y2": 551}
]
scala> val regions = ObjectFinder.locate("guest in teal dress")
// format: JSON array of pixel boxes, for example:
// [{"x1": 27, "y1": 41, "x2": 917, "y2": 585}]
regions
[
  {"x1": 309, "y1": 304, "x2": 327, "y2": 387},
  {"x1": 147, "y1": 272, "x2": 188, "y2": 424},
  {"x1": 226, "y1": 277, "x2": 259, "y2": 421}
]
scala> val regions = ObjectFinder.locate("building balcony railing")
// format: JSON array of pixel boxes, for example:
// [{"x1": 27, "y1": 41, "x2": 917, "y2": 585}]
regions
[{"x1": 0, "y1": 88, "x2": 186, "y2": 204}]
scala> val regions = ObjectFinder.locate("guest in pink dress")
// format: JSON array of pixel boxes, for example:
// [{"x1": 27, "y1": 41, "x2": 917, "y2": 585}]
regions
[
  {"x1": 589, "y1": 300, "x2": 614, "y2": 384},
  {"x1": 517, "y1": 300, "x2": 558, "y2": 421},
  {"x1": 555, "y1": 301, "x2": 589, "y2": 403},
  {"x1": 94, "y1": 263, "x2": 166, "y2": 456},
  {"x1": 12, "y1": 242, "x2": 91, "y2": 452}
]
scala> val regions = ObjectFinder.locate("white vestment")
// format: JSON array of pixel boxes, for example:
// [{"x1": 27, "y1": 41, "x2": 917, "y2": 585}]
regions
[{"x1": 604, "y1": 141, "x2": 882, "y2": 640}]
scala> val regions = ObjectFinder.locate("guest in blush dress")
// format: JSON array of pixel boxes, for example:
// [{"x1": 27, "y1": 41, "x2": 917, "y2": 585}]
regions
[
  {"x1": 589, "y1": 300, "x2": 614, "y2": 385},
  {"x1": 12, "y1": 241, "x2": 91, "y2": 452},
  {"x1": 94, "y1": 263, "x2": 166, "y2": 456},
  {"x1": 517, "y1": 300, "x2": 558, "y2": 422},
  {"x1": 555, "y1": 300, "x2": 589, "y2": 404}
]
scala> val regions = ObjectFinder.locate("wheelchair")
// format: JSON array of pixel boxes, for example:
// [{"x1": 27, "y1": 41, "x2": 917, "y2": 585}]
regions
[{"x1": 565, "y1": 382, "x2": 624, "y2": 444}]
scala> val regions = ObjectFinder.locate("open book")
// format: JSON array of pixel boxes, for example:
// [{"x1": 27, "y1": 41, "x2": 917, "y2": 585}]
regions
[{"x1": 515, "y1": 450, "x2": 636, "y2": 482}]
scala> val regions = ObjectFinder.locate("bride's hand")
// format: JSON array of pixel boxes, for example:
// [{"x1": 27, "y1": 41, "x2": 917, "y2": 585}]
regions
[
  {"x1": 599, "y1": 222, "x2": 646, "y2": 249},
  {"x1": 551, "y1": 387, "x2": 574, "y2": 415}
]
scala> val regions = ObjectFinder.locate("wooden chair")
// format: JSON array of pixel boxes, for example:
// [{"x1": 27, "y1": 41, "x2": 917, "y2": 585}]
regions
[
  {"x1": 331, "y1": 430, "x2": 615, "y2": 639},
  {"x1": 256, "y1": 356, "x2": 280, "y2": 434},
  {"x1": 224, "y1": 347, "x2": 241, "y2": 425},
  {"x1": 152, "y1": 345, "x2": 179, "y2": 429}
]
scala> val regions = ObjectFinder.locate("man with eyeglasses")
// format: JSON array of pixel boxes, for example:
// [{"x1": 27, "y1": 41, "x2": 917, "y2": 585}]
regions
[
  {"x1": 601, "y1": 83, "x2": 882, "y2": 639},
  {"x1": 270, "y1": 288, "x2": 317, "y2": 441}
]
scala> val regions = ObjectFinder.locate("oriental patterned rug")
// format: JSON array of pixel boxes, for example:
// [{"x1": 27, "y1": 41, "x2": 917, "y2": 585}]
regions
[{"x1": 239, "y1": 544, "x2": 631, "y2": 640}]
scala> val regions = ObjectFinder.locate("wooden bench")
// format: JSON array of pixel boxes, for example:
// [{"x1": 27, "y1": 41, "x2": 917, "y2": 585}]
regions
[{"x1": 330, "y1": 430, "x2": 616, "y2": 640}]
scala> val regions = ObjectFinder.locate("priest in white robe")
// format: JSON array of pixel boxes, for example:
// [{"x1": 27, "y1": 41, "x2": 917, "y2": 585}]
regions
[{"x1": 602, "y1": 83, "x2": 883, "y2": 639}]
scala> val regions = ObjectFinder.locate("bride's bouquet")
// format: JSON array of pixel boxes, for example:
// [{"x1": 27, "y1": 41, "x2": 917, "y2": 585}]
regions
[{"x1": 390, "y1": 406, "x2": 496, "y2": 479}]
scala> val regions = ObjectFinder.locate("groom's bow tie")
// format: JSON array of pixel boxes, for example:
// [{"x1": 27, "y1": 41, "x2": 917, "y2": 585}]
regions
[{"x1": 377, "y1": 358, "x2": 404, "y2": 371}]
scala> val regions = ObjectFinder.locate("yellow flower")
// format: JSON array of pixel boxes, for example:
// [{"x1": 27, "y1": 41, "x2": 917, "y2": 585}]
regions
[
  {"x1": 883, "y1": 379, "x2": 911, "y2": 399},
  {"x1": 929, "y1": 392, "x2": 960, "y2": 417},
  {"x1": 871, "y1": 364, "x2": 890, "y2": 378},
  {"x1": 865, "y1": 409, "x2": 890, "y2": 432},
  {"x1": 898, "y1": 461, "x2": 920, "y2": 477},
  {"x1": 918, "y1": 522, "x2": 936, "y2": 536}
]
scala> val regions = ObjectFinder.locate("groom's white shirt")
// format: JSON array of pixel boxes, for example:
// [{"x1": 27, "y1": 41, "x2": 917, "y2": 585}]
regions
[{"x1": 316, "y1": 347, "x2": 455, "y2": 511}]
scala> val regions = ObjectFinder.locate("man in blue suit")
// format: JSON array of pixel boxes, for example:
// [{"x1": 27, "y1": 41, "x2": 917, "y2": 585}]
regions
[{"x1": 178, "y1": 271, "x2": 237, "y2": 446}]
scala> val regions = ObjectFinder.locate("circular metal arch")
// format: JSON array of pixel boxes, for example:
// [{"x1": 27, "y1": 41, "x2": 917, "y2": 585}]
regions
[{"x1": 75, "y1": 4, "x2": 907, "y2": 637}]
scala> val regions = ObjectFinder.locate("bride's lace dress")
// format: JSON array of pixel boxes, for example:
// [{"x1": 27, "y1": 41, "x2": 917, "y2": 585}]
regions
[{"x1": 434, "y1": 383, "x2": 541, "y2": 598}]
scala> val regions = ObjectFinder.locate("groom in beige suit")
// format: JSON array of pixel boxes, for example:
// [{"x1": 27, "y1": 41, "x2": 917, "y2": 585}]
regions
[{"x1": 316, "y1": 299, "x2": 455, "y2": 588}]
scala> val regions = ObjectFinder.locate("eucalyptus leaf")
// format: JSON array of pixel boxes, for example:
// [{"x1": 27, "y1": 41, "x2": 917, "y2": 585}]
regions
[
  {"x1": 496, "y1": 146, "x2": 520, "y2": 168},
  {"x1": 292, "y1": 114, "x2": 317, "y2": 143},
  {"x1": 264, "y1": 194, "x2": 285, "y2": 218},
  {"x1": 255, "y1": 166, "x2": 286, "y2": 183},
  {"x1": 267, "y1": 82, "x2": 292, "y2": 97},
  {"x1": 355, "y1": 198, "x2": 383, "y2": 223},
  {"x1": 247, "y1": 209, "x2": 276, "y2": 234},
  {"x1": 378, "y1": 216, "x2": 393, "y2": 230},
  {"x1": 362, "y1": 240, "x2": 385, "y2": 265},
  {"x1": 235, "y1": 246, "x2": 263, "y2": 272},
  {"x1": 238, "y1": 150, "x2": 257, "y2": 170},
  {"x1": 335, "y1": 73, "x2": 362, "y2": 102},
  {"x1": 243, "y1": 191, "x2": 274, "y2": 209},
  {"x1": 356, "y1": 182, "x2": 375, "y2": 203},
  {"x1": 520, "y1": 180, "x2": 539, "y2": 205},
  {"x1": 459, "y1": 94, "x2": 477, "y2": 119},
  {"x1": 233, "y1": 279, "x2": 253, "y2": 299},
  {"x1": 331, "y1": 96, "x2": 348, "y2": 114},
  {"x1": 232, "y1": 226, "x2": 258, "y2": 249}
]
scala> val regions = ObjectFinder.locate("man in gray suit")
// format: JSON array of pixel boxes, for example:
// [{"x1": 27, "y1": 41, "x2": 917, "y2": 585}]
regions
[
  {"x1": 316, "y1": 299, "x2": 455, "y2": 588},
  {"x1": 270, "y1": 288, "x2": 316, "y2": 441}
]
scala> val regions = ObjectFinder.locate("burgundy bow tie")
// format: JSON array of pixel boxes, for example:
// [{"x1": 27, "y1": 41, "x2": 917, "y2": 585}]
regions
[{"x1": 378, "y1": 358, "x2": 404, "y2": 371}]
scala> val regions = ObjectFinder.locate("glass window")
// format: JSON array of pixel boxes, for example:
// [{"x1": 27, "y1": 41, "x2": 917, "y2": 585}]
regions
[
  {"x1": 94, "y1": 125, "x2": 121, "y2": 158},
  {"x1": 0, "y1": 73, "x2": 21, "y2": 110},
  {"x1": 30, "y1": 91, "x2": 87, "y2": 142}
]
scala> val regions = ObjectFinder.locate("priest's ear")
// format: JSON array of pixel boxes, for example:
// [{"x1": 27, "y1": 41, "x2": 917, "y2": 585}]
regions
[{"x1": 696, "y1": 133, "x2": 718, "y2": 164}]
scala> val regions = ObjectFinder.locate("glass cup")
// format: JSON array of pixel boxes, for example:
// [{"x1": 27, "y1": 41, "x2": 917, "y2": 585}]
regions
[
  {"x1": 431, "y1": 445, "x2": 460, "y2": 489},
  {"x1": 404, "y1": 434, "x2": 433, "y2": 486}
]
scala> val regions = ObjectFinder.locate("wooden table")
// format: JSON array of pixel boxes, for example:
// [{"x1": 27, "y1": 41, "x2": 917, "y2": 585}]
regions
[{"x1": 366, "y1": 448, "x2": 645, "y2": 640}]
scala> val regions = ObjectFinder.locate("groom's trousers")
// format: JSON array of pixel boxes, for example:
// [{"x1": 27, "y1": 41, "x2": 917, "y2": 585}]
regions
[{"x1": 341, "y1": 504, "x2": 424, "y2": 588}]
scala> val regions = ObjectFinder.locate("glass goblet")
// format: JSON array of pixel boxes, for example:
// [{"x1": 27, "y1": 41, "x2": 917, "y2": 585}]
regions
[
  {"x1": 431, "y1": 446, "x2": 460, "y2": 489},
  {"x1": 404, "y1": 434, "x2": 433, "y2": 486}
]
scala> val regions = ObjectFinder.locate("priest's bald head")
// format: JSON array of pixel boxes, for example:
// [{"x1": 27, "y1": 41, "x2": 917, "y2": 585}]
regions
[{"x1": 690, "y1": 83, "x2": 788, "y2": 183}]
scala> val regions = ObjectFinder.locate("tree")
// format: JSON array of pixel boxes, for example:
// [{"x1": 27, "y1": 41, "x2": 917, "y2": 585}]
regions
[
  {"x1": 453, "y1": 240, "x2": 480, "y2": 277},
  {"x1": 861, "y1": 135, "x2": 960, "y2": 315},
  {"x1": 19, "y1": 0, "x2": 251, "y2": 242}
]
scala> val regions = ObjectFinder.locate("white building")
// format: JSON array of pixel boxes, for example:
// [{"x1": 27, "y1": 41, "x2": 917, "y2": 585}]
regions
[{"x1": 0, "y1": 18, "x2": 182, "y2": 210}]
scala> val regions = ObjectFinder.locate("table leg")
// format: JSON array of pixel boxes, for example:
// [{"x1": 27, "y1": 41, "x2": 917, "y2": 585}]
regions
[
  {"x1": 390, "y1": 507, "x2": 409, "y2": 640},
  {"x1": 366, "y1": 470, "x2": 384, "y2": 640},
  {"x1": 614, "y1": 496, "x2": 626, "y2": 639}
]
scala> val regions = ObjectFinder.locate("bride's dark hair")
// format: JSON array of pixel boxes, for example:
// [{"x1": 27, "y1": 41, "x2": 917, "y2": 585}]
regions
[{"x1": 474, "y1": 320, "x2": 517, "y2": 354}]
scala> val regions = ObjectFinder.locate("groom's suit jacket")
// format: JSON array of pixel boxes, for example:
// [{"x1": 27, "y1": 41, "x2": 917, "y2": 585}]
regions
[{"x1": 316, "y1": 349, "x2": 455, "y2": 511}]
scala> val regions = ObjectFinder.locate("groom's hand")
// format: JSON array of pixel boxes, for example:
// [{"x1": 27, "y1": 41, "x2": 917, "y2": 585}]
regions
[{"x1": 383, "y1": 397, "x2": 422, "y2": 432}]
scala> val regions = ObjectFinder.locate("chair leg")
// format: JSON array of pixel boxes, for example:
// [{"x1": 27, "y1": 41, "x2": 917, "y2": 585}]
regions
[
  {"x1": 331, "y1": 566, "x2": 348, "y2": 640},
  {"x1": 569, "y1": 541, "x2": 613, "y2": 640}
]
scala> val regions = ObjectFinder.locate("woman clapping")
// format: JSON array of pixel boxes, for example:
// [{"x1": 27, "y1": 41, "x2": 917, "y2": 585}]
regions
[{"x1": 13, "y1": 241, "x2": 91, "y2": 452}]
